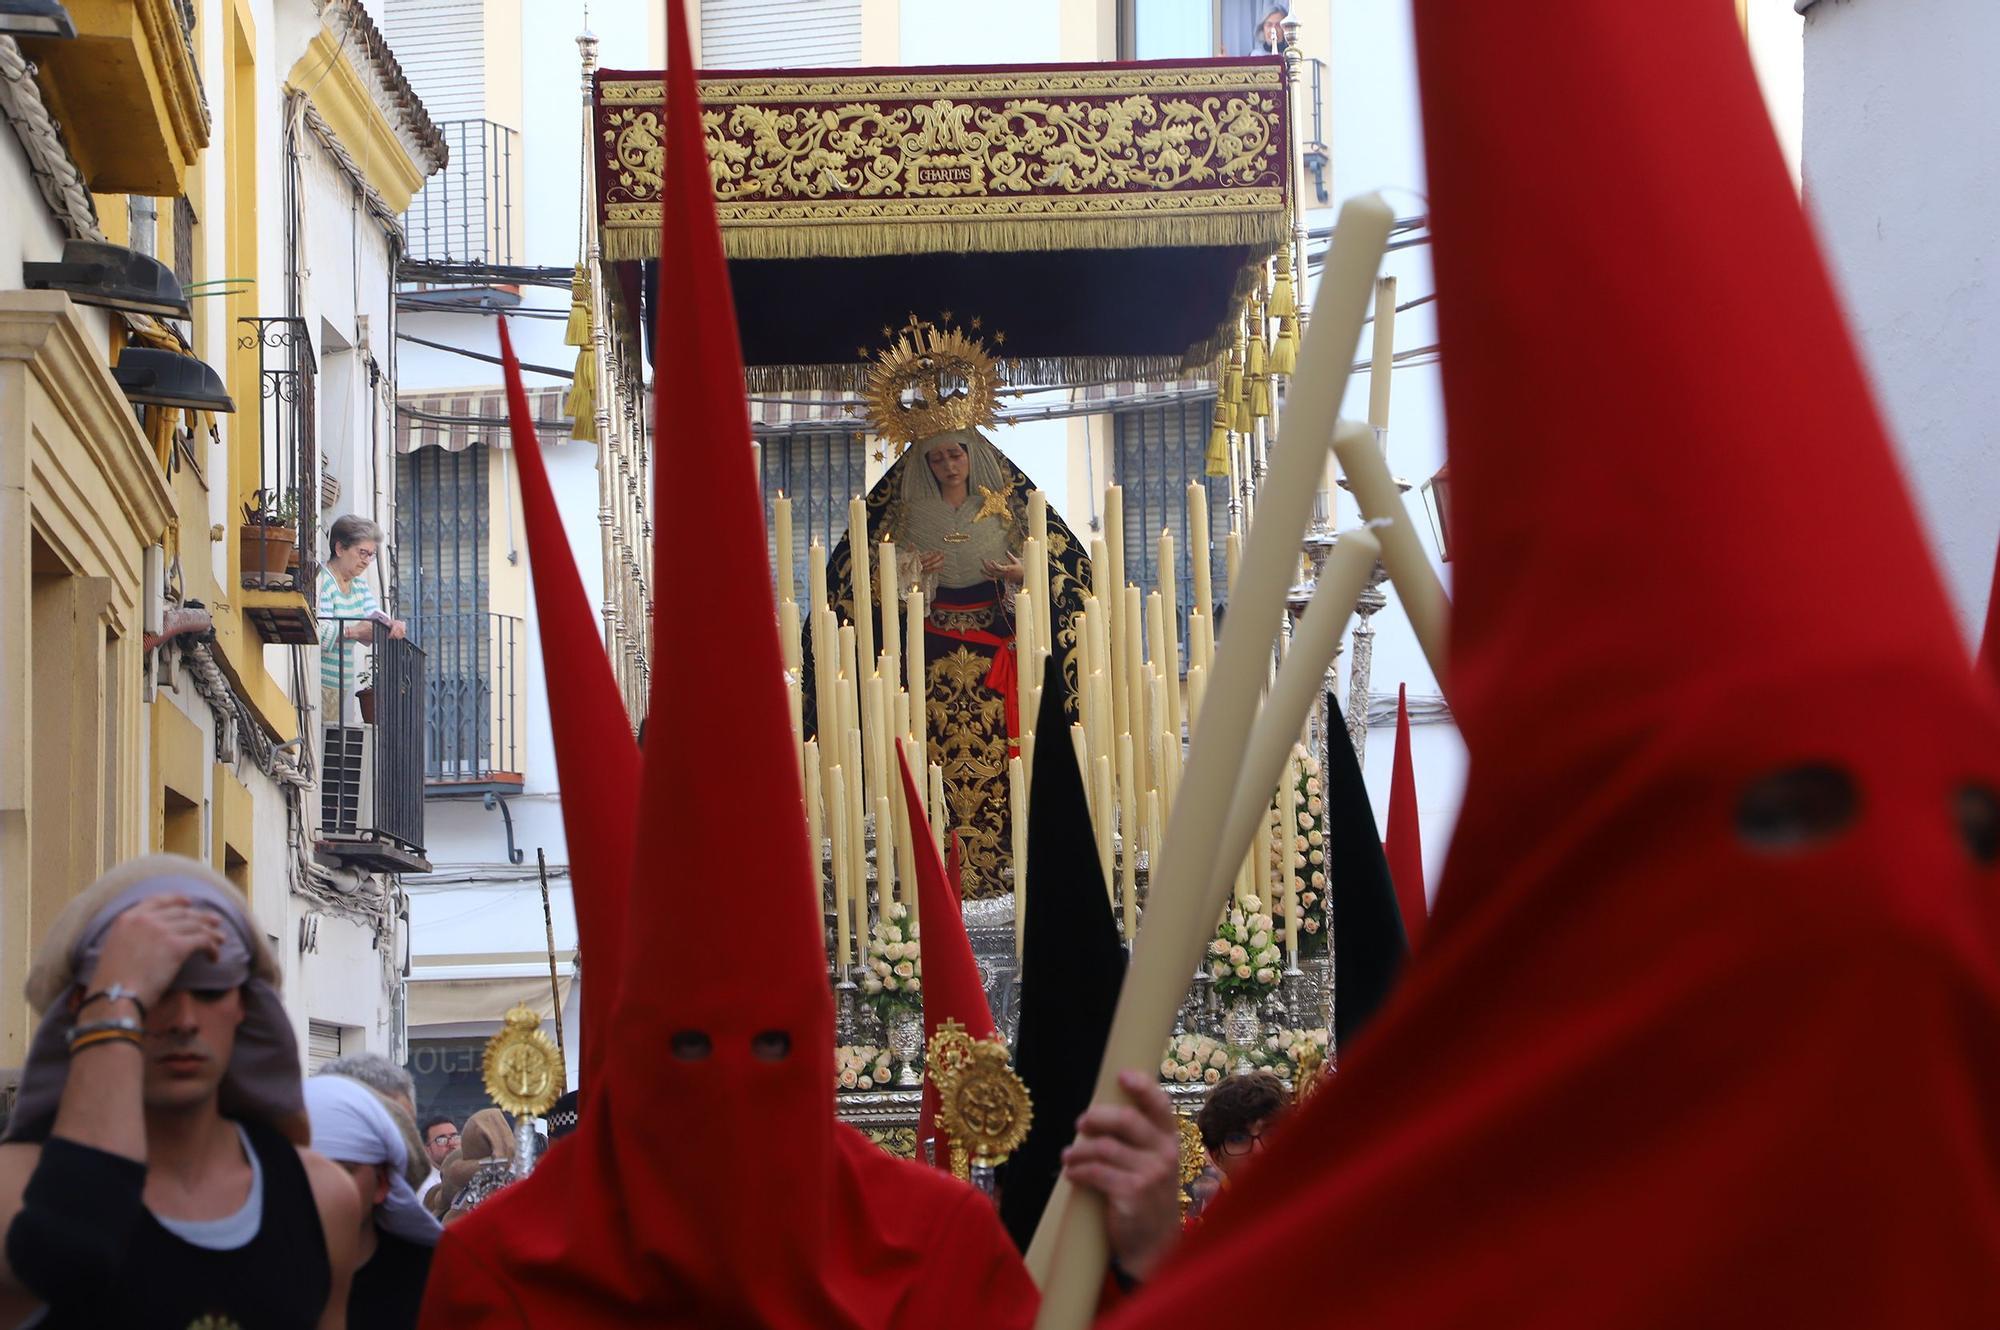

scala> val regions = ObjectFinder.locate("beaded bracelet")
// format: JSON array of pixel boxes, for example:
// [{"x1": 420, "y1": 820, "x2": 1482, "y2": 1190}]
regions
[
  {"x1": 68, "y1": 1028, "x2": 143, "y2": 1055},
  {"x1": 67, "y1": 1016, "x2": 144, "y2": 1046}
]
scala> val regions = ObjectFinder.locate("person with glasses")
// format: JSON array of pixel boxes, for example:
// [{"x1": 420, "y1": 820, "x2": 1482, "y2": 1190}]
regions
[
  {"x1": 1194, "y1": 1071, "x2": 1292, "y2": 1183},
  {"x1": 417, "y1": 1116, "x2": 458, "y2": 1207}
]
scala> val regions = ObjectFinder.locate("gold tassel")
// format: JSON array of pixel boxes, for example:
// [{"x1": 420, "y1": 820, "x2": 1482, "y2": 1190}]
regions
[
  {"x1": 1270, "y1": 251, "x2": 1296, "y2": 319},
  {"x1": 1246, "y1": 321, "x2": 1267, "y2": 380},
  {"x1": 564, "y1": 265, "x2": 592, "y2": 347},
  {"x1": 1206, "y1": 397, "x2": 1231, "y2": 476},
  {"x1": 1250, "y1": 372, "x2": 1272, "y2": 421},
  {"x1": 565, "y1": 347, "x2": 597, "y2": 435},
  {"x1": 1269, "y1": 315, "x2": 1297, "y2": 375}
]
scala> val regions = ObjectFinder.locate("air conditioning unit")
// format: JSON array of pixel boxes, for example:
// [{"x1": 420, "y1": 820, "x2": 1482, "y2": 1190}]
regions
[{"x1": 321, "y1": 722, "x2": 376, "y2": 837}]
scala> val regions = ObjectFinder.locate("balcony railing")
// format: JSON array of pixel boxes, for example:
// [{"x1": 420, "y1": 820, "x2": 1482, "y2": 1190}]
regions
[
  {"x1": 403, "y1": 119, "x2": 519, "y2": 266},
  {"x1": 422, "y1": 610, "x2": 523, "y2": 788},
  {"x1": 237, "y1": 315, "x2": 320, "y2": 644},
  {"x1": 319, "y1": 617, "x2": 429, "y2": 873}
]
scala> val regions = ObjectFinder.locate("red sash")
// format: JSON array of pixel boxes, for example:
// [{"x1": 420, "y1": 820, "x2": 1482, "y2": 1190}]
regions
[{"x1": 924, "y1": 600, "x2": 1019, "y2": 745}]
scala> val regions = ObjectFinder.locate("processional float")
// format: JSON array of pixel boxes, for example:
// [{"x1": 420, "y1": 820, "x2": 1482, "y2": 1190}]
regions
[{"x1": 565, "y1": 36, "x2": 1443, "y2": 1199}]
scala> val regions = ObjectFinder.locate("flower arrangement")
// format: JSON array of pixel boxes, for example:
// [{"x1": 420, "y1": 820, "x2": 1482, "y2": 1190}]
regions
[
  {"x1": 1161, "y1": 1033, "x2": 1232, "y2": 1086},
  {"x1": 1205, "y1": 890, "x2": 1285, "y2": 1000},
  {"x1": 1268, "y1": 748, "x2": 1330, "y2": 955},
  {"x1": 1251, "y1": 1026, "x2": 1330, "y2": 1083},
  {"x1": 833, "y1": 1045, "x2": 896, "y2": 1092},
  {"x1": 859, "y1": 902, "x2": 923, "y2": 1023}
]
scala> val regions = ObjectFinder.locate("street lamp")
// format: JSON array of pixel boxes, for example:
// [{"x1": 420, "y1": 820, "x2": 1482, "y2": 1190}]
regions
[{"x1": 1419, "y1": 463, "x2": 1452, "y2": 561}]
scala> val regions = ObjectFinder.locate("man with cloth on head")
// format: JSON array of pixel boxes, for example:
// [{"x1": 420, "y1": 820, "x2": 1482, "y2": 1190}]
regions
[
  {"x1": 0, "y1": 854, "x2": 363, "y2": 1328},
  {"x1": 305, "y1": 1074, "x2": 442, "y2": 1329}
]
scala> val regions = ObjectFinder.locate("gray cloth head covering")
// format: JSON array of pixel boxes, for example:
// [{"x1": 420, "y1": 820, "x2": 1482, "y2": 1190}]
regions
[
  {"x1": 303, "y1": 1074, "x2": 442, "y2": 1247},
  {"x1": 893, "y1": 428, "x2": 1018, "y2": 587},
  {"x1": 4, "y1": 854, "x2": 307, "y2": 1145}
]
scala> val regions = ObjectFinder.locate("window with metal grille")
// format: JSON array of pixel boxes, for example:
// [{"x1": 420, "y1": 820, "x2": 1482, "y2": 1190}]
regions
[
  {"x1": 757, "y1": 429, "x2": 868, "y2": 604},
  {"x1": 396, "y1": 443, "x2": 508, "y2": 784},
  {"x1": 172, "y1": 196, "x2": 195, "y2": 295},
  {"x1": 1112, "y1": 395, "x2": 1229, "y2": 663}
]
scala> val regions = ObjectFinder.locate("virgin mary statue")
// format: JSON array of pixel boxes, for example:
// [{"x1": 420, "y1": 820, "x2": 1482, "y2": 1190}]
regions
[{"x1": 804, "y1": 322, "x2": 1090, "y2": 898}]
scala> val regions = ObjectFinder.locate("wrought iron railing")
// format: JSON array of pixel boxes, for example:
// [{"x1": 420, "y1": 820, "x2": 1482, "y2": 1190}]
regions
[
  {"x1": 403, "y1": 119, "x2": 519, "y2": 265},
  {"x1": 320, "y1": 617, "x2": 427, "y2": 860},
  {"x1": 1302, "y1": 56, "x2": 1329, "y2": 204},
  {"x1": 237, "y1": 316, "x2": 318, "y2": 593},
  {"x1": 420, "y1": 610, "x2": 523, "y2": 786}
]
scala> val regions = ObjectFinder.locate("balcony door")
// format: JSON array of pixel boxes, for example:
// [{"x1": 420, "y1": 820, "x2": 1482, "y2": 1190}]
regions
[{"x1": 397, "y1": 442, "x2": 494, "y2": 783}]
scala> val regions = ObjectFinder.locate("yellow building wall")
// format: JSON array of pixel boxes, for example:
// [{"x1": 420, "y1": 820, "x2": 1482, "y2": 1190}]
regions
[{"x1": 0, "y1": 293, "x2": 171, "y2": 1066}]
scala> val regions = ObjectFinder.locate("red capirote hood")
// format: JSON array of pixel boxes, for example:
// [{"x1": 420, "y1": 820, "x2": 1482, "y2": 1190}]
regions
[{"x1": 1103, "y1": 3, "x2": 2000, "y2": 1327}]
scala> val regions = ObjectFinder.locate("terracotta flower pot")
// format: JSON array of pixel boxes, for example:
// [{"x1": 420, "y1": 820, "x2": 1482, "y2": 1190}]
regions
[
  {"x1": 240, "y1": 524, "x2": 296, "y2": 581},
  {"x1": 356, "y1": 687, "x2": 377, "y2": 724}
]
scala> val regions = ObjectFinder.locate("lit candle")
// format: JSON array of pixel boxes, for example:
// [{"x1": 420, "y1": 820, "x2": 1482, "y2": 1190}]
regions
[
  {"x1": 878, "y1": 540, "x2": 900, "y2": 691},
  {"x1": 1123, "y1": 584, "x2": 1146, "y2": 795},
  {"x1": 892, "y1": 769, "x2": 919, "y2": 931},
  {"x1": 1157, "y1": 526, "x2": 1177, "y2": 661},
  {"x1": 906, "y1": 587, "x2": 926, "y2": 758},
  {"x1": 1029, "y1": 196, "x2": 1394, "y2": 1322},
  {"x1": 774, "y1": 494, "x2": 794, "y2": 603},
  {"x1": 849, "y1": 496, "x2": 875, "y2": 752},
  {"x1": 1117, "y1": 732, "x2": 1137, "y2": 940},
  {"x1": 1103, "y1": 486, "x2": 1128, "y2": 751},
  {"x1": 827, "y1": 761, "x2": 850, "y2": 967},
  {"x1": 928, "y1": 762, "x2": 947, "y2": 858},
  {"x1": 779, "y1": 597, "x2": 801, "y2": 677},
  {"x1": 848, "y1": 724, "x2": 868, "y2": 947},
  {"x1": 1009, "y1": 755, "x2": 1028, "y2": 959},
  {"x1": 807, "y1": 743, "x2": 830, "y2": 964},
  {"x1": 1094, "y1": 754, "x2": 1115, "y2": 908},
  {"x1": 808, "y1": 541, "x2": 828, "y2": 613},
  {"x1": 1188, "y1": 482, "x2": 1211, "y2": 627}
]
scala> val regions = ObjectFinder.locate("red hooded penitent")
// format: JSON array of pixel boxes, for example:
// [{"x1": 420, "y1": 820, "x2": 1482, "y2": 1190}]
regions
[
  {"x1": 416, "y1": 2, "x2": 1037, "y2": 1323},
  {"x1": 1382, "y1": 682, "x2": 1425, "y2": 948},
  {"x1": 1105, "y1": 2, "x2": 2000, "y2": 1325}
]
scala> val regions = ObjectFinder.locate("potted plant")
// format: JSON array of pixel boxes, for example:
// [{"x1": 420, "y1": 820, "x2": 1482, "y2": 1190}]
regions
[
  {"x1": 239, "y1": 488, "x2": 299, "y2": 583},
  {"x1": 355, "y1": 664, "x2": 376, "y2": 724}
]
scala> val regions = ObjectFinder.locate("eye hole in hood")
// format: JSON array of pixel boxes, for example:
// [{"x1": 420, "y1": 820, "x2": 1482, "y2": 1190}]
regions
[{"x1": 1735, "y1": 764, "x2": 1859, "y2": 854}]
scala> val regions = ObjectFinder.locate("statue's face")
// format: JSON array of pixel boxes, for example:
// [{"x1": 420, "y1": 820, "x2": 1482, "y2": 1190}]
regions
[{"x1": 925, "y1": 441, "x2": 970, "y2": 490}]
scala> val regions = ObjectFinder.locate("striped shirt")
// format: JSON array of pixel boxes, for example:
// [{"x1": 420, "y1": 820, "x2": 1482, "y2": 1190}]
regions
[{"x1": 317, "y1": 566, "x2": 380, "y2": 690}]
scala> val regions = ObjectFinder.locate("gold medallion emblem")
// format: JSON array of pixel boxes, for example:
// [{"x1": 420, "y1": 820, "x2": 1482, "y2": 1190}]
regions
[
  {"x1": 481, "y1": 1004, "x2": 564, "y2": 1119},
  {"x1": 930, "y1": 1027, "x2": 1031, "y2": 1175}
]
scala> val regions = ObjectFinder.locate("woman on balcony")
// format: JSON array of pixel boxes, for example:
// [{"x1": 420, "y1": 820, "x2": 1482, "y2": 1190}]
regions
[{"x1": 318, "y1": 514, "x2": 407, "y2": 724}]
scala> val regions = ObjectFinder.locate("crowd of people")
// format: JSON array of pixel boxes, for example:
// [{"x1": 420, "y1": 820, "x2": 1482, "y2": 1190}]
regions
[{"x1": 0, "y1": 854, "x2": 1308, "y2": 1327}]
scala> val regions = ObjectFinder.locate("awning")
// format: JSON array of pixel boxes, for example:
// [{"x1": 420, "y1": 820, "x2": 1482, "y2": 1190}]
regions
[
  {"x1": 407, "y1": 973, "x2": 574, "y2": 1026},
  {"x1": 594, "y1": 57, "x2": 1295, "y2": 389},
  {"x1": 396, "y1": 384, "x2": 569, "y2": 453}
]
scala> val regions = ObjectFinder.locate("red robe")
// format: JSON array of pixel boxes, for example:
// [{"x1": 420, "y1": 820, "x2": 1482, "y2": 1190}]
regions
[{"x1": 1106, "y1": 2, "x2": 2000, "y2": 1326}]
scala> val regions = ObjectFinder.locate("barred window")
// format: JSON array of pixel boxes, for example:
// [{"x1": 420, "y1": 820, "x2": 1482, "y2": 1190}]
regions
[{"x1": 1112, "y1": 395, "x2": 1230, "y2": 664}]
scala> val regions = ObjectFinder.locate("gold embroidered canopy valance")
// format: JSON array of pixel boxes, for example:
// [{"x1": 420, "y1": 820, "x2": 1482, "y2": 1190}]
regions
[{"x1": 593, "y1": 59, "x2": 1293, "y2": 264}]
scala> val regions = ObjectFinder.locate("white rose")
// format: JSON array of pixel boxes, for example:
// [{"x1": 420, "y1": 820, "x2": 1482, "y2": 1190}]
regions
[
  {"x1": 909, "y1": 922, "x2": 922, "y2": 939},
  {"x1": 858, "y1": 1074, "x2": 875, "y2": 1089},
  {"x1": 1210, "y1": 960, "x2": 1228, "y2": 979},
  {"x1": 1173, "y1": 1065, "x2": 1192, "y2": 1082},
  {"x1": 1303, "y1": 917, "x2": 1320, "y2": 933},
  {"x1": 1235, "y1": 964, "x2": 1251, "y2": 979},
  {"x1": 1311, "y1": 871, "x2": 1326, "y2": 887},
  {"x1": 1256, "y1": 967, "x2": 1276, "y2": 985},
  {"x1": 1297, "y1": 812, "x2": 1312, "y2": 831},
  {"x1": 1292, "y1": 852, "x2": 1308, "y2": 870},
  {"x1": 1301, "y1": 891, "x2": 1317, "y2": 908},
  {"x1": 1210, "y1": 938, "x2": 1230, "y2": 956},
  {"x1": 1308, "y1": 797, "x2": 1324, "y2": 814},
  {"x1": 884, "y1": 926, "x2": 903, "y2": 945},
  {"x1": 862, "y1": 976, "x2": 883, "y2": 994},
  {"x1": 895, "y1": 961, "x2": 915, "y2": 978},
  {"x1": 1203, "y1": 1068, "x2": 1221, "y2": 1085},
  {"x1": 883, "y1": 976, "x2": 899, "y2": 991},
  {"x1": 1250, "y1": 930, "x2": 1270, "y2": 951},
  {"x1": 906, "y1": 976, "x2": 922, "y2": 992},
  {"x1": 839, "y1": 1069, "x2": 859, "y2": 1088},
  {"x1": 1295, "y1": 835, "x2": 1310, "y2": 852},
  {"x1": 1309, "y1": 849, "x2": 1324, "y2": 865},
  {"x1": 1229, "y1": 945, "x2": 1247, "y2": 964},
  {"x1": 883, "y1": 942, "x2": 903, "y2": 962},
  {"x1": 1306, "y1": 778, "x2": 1321, "y2": 796},
  {"x1": 1161, "y1": 1060, "x2": 1176, "y2": 1077}
]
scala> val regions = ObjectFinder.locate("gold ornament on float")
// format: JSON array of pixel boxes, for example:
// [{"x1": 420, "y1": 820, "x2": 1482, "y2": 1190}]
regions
[
  {"x1": 862, "y1": 315, "x2": 1005, "y2": 452},
  {"x1": 926, "y1": 1020, "x2": 1033, "y2": 1179},
  {"x1": 481, "y1": 1004, "x2": 565, "y2": 1119}
]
